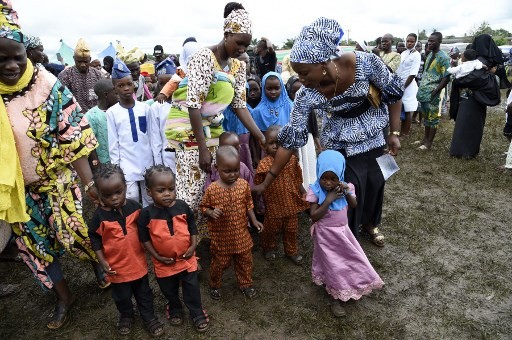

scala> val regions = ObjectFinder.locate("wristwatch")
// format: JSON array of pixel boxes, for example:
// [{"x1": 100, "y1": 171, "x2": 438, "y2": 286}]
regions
[
  {"x1": 390, "y1": 131, "x2": 400, "y2": 136},
  {"x1": 84, "y1": 180, "x2": 95, "y2": 192}
]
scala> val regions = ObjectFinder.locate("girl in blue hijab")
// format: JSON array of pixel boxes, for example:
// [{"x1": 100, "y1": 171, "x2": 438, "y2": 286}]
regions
[
  {"x1": 305, "y1": 150, "x2": 383, "y2": 317},
  {"x1": 251, "y1": 72, "x2": 292, "y2": 132}
]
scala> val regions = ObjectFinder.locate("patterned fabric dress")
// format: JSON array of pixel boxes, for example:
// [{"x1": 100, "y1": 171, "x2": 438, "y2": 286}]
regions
[
  {"x1": 416, "y1": 50, "x2": 450, "y2": 127},
  {"x1": 5, "y1": 66, "x2": 98, "y2": 289},
  {"x1": 165, "y1": 48, "x2": 247, "y2": 229}
]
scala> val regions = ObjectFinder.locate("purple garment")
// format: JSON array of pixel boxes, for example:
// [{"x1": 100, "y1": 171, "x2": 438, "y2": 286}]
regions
[
  {"x1": 306, "y1": 187, "x2": 384, "y2": 301},
  {"x1": 204, "y1": 161, "x2": 254, "y2": 191},
  {"x1": 238, "y1": 133, "x2": 254, "y2": 175}
]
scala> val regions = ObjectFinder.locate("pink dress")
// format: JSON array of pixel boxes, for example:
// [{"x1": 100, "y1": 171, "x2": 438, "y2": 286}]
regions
[{"x1": 306, "y1": 186, "x2": 384, "y2": 301}]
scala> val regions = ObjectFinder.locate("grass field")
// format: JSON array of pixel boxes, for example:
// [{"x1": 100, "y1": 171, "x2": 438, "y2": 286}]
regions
[{"x1": 1, "y1": 91, "x2": 511, "y2": 339}]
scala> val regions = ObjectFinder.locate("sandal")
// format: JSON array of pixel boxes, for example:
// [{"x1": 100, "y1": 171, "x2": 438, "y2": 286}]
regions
[
  {"x1": 47, "y1": 301, "x2": 74, "y2": 330},
  {"x1": 192, "y1": 315, "x2": 210, "y2": 333},
  {"x1": 287, "y1": 254, "x2": 304, "y2": 265},
  {"x1": 165, "y1": 303, "x2": 183, "y2": 325},
  {"x1": 209, "y1": 288, "x2": 221, "y2": 300},
  {"x1": 366, "y1": 227, "x2": 385, "y2": 247},
  {"x1": 144, "y1": 318, "x2": 164, "y2": 337},
  {"x1": 330, "y1": 300, "x2": 346, "y2": 317},
  {"x1": 264, "y1": 251, "x2": 276, "y2": 261},
  {"x1": 116, "y1": 316, "x2": 133, "y2": 335},
  {"x1": 241, "y1": 286, "x2": 257, "y2": 299}
]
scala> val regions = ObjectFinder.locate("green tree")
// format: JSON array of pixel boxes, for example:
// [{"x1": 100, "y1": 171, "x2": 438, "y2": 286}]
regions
[
  {"x1": 281, "y1": 38, "x2": 295, "y2": 49},
  {"x1": 251, "y1": 38, "x2": 258, "y2": 46},
  {"x1": 418, "y1": 29, "x2": 428, "y2": 40}
]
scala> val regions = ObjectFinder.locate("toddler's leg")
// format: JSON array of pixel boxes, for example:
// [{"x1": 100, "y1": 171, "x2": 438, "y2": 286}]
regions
[
  {"x1": 282, "y1": 215, "x2": 299, "y2": 257},
  {"x1": 209, "y1": 251, "x2": 232, "y2": 289},
  {"x1": 111, "y1": 282, "x2": 135, "y2": 319},
  {"x1": 131, "y1": 275, "x2": 157, "y2": 323},
  {"x1": 156, "y1": 274, "x2": 183, "y2": 318},
  {"x1": 261, "y1": 216, "x2": 281, "y2": 253},
  {"x1": 233, "y1": 249, "x2": 254, "y2": 289},
  {"x1": 125, "y1": 180, "x2": 141, "y2": 203},
  {"x1": 180, "y1": 271, "x2": 205, "y2": 319}
]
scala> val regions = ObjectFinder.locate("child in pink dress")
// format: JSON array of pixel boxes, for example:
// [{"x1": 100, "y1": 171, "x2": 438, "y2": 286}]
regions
[{"x1": 306, "y1": 150, "x2": 384, "y2": 317}]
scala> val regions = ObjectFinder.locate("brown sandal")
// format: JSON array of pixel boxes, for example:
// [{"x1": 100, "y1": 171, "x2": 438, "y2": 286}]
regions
[
  {"x1": 116, "y1": 316, "x2": 133, "y2": 335},
  {"x1": 47, "y1": 301, "x2": 74, "y2": 330},
  {"x1": 144, "y1": 318, "x2": 164, "y2": 337},
  {"x1": 366, "y1": 227, "x2": 385, "y2": 247}
]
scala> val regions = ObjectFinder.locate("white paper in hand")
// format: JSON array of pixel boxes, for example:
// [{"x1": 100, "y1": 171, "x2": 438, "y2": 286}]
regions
[{"x1": 376, "y1": 154, "x2": 400, "y2": 180}]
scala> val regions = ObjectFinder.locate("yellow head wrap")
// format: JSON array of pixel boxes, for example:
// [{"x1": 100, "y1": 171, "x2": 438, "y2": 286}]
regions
[{"x1": 74, "y1": 38, "x2": 91, "y2": 58}]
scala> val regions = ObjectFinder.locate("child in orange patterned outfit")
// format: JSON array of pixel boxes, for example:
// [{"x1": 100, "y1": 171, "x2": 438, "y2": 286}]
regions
[
  {"x1": 254, "y1": 125, "x2": 309, "y2": 265},
  {"x1": 200, "y1": 146, "x2": 264, "y2": 300}
]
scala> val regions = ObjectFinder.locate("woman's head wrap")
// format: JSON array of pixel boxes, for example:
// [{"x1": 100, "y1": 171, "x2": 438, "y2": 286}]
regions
[
  {"x1": 356, "y1": 39, "x2": 368, "y2": 52},
  {"x1": 0, "y1": 1, "x2": 24, "y2": 43},
  {"x1": 74, "y1": 38, "x2": 91, "y2": 58},
  {"x1": 223, "y1": 9, "x2": 252, "y2": 34},
  {"x1": 310, "y1": 150, "x2": 348, "y2": 211},
  {"x1": 290, "y1": 17, "x2": 344, "y2": 64},
  {"x1": 24, "y1": 35, "x2": 41, "y2": 49}
]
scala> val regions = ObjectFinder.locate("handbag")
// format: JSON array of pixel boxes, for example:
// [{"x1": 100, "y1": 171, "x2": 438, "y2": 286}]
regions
[{"x1": 367, "y1": 83, "x2": 381, "y2": 108}]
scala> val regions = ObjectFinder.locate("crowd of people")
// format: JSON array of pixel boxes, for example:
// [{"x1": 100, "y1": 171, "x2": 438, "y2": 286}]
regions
[{"x1": 1, "y1": 0, "x2": 510, "y2": 336}]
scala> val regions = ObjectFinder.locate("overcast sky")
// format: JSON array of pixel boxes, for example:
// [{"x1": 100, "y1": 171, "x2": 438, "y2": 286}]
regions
[{"x1": 15, "y1": 0, "x2": 512, "y2": 60}]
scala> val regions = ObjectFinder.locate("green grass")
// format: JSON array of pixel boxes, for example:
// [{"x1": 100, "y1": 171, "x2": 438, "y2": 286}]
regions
[{"x1": 1, "y1": 91, "x2": 511, "y2": 339}]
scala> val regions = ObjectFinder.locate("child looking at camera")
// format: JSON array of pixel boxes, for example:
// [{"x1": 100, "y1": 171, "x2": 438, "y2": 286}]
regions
[
  {"x1": 306, "y1": 151, "x2": 384, "y2": 318},
  {"x1": 88, "y1": 164, "x2": 163, "y2": 337},
  {"x1": 137, "y1": 165, "x2": 209, "y2": 333}
]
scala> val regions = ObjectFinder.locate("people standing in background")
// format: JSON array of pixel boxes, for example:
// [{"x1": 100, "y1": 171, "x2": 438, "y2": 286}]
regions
[
  {"x1": 107, "y1": 59, "x2": 154, "y2": 207},
  {"x1": 416, "y1": 32, "x2": 450, "y2": 150},
  {"x1": 58, "y1": 38, "x2": 103, "y2": 112},
  {"x1": 379, "y1": 33, "x2": 401, "y2": 72},
  {"x1": 396, "y1": 41, "x2": 406, "y2": 55},
  {"x1": 119, "y1": 48, "x2": 153, "y2": 102},
  {"x1": 103, "y1": 56, "x2": 114, "y2": 78},
  {"x1": 86, "y1": 79, "x2": 119, "y2": 168},
  {"x1": 396, "y1": 33, "x2": 421, "y2": 138},
  {"x1": 254, "y1": 37, "x2": 277, "y2": 79},
  {"x1": 413, "y1": 41, "x2": 426, "y2": 124},
  {"x1": 280, "y1": 54, "x2": 297, "y2": 83},
  {"x1": 24, "y1": 35, "x2": 45, "y2": 64},
  {"x1": 355, "y1": 40, "x2": 369, "y2": 52},
  {"x1": 179, "y1": 37, "x2": 200, "y2": 73}
]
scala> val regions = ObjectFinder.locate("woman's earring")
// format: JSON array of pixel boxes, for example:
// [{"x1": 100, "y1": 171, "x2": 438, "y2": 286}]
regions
[{"x1": 322, "y1": 69, "x2": 327, "y2": 76}]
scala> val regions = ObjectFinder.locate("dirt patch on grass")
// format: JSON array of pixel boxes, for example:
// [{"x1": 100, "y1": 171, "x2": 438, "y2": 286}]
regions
[{"x1": 1, "y1": 93, "x2": 512, "y2": 339}]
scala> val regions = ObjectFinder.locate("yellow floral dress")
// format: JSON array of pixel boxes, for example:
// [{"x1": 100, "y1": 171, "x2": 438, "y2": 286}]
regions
[{"x1": 5, "y1": 66, "x2": 97, "y2": 289}]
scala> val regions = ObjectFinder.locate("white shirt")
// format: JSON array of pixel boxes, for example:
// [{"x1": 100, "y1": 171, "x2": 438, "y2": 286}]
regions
[
  {"x1": 107, "y1": 101, "x2": 154, "y2": 181},
  {"x1": 397, "y1": 49, "x2": 421, "y2": 87},
  {"x1": 447, "y1": 60, "x2": 483, "y2": 79},
  {"x1": 149, "y1": 101, "x2": 175, "y2": 169}
]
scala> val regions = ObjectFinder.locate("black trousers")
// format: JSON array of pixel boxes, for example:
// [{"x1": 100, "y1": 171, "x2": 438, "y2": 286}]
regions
[
  {"x1": 341, "y1": 147, "x2": 386, "y2": 239},
  {"x1": 156, "y1": 270, "x2": 204, "y2": 320},
  {"x1": 111, "y1": 275, "x2": 156, "y2": 322}
]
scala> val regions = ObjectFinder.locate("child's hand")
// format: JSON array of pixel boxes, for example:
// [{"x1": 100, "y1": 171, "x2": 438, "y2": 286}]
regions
[
  {"x1": 340, "y1": 182, "x2": 350, "y2": 194},
  {"x1": 207, "y1": 208, "x2": 223, "y2": 219},
  {"x1": 156, "y1": 255, "x2": 175, "y2": 265},
  {"x1": 182, "y1": 245, "x2": 197, "y2": 259},
  {"x1": 253, "y1": 221, "x2": 264, "y2": 233},
  {"x1": 100, "y1": 260, "x2": 116, "y2": 275},
  {"x1": 326, "y1": 186, "x2": 344, "y2": 202}
]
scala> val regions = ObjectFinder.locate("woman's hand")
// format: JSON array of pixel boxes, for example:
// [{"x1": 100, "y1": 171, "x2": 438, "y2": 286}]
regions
[
  {"x1": 87, "y1": 186, "x2": 100, "y2": 205},
  {"x1": 198, "y1": 148, "x2": 213, "y2": 173},
  {"x1": 156, "y1": 93, "x2": 168, "y2": 104},
  {"x1": 252, "y1": 184, "x2": 266, "y2": 196},
  {"x1": 388, "y1": 134, "x2": 401, "y2": 156}
]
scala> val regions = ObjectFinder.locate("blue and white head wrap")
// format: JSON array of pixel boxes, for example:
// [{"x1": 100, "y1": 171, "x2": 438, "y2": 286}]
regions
[
  {"x1": 111, "y1": 58, "x2": 131, "y2": 79},
  {"x1": 290, "y1": 17, "x2": 344, "y2": 64},
  {"x1": 310, "y1": 150, "x2": 348, "y2": 211}
]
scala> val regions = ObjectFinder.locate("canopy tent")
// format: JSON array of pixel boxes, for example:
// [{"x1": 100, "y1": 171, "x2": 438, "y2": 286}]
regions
[
  {"x1": 97, "y1": 42, "x2": 116, "y2": 60},
  {"x1": 57, "y1": 39, "x2": 75, "y2": 66}
]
